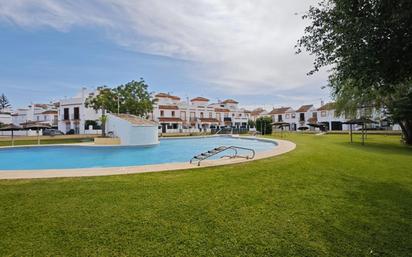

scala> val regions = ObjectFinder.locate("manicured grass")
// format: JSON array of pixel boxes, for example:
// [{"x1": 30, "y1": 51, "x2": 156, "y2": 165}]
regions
[
  {"x1": 0, "y1": 134, "x2": 411, "y2": 256},
  {"x1": 0, "y1": 138, "x2": 94, "y2": 146}
]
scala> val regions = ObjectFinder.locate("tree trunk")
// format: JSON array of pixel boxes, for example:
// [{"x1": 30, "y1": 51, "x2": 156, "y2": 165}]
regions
[
  {"x1": 101, "y1": 109, "x2": 106, "y2": 137},
  {"x1": 399, "y1": 120, "x2": 412, "y2": 145}
]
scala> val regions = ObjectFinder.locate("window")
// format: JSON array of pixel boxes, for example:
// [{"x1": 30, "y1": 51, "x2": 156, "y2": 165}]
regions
[
  {"x1": 209, "y1": 112, "x2": 212, "y2": 118},
  {"x1": 299, "y1": 113, "x2": 305, "y2": 122},
  {"x1": 278, "y1": 115, "x2": 282, "y2": 121},
  {"x1": 321, "y1": 111, "x2": 327, "y2": 117},
  {"x1": 160, "y1": 110, "x2": 164, "y2": 117},
  {"x1": 292, "y1": 113, "x2": 296, "y2": 118},
  {"x1": 312, "y1": 112, "x2": 317, "y2": 118},
  {"x1": 200, "y1": 112, "x2": 204, "y2": 118},
  {"x1": 74, "y1": 107, "x2": 80, "y2": 120},
  {"x1": 285, "y1": 114, "x2": 290, "y2": 119},
  {"x1": 64, "y1": 108, "x2": 69, "y2": 120},
  {"x1": 171, "y1": 111, "x2": 175, "y2": 117}
]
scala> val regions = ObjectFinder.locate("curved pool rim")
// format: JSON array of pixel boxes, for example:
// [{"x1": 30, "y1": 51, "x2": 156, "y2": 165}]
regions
[{"x1": 0, "y1": 135, "x2": 296, "y2": 180}]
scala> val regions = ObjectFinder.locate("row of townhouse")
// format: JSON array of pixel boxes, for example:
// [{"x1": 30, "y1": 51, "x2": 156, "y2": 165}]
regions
[
  {"x1": 267, "y1": 102, "x2": 400, "y2": 131},
  {"x1": 149, "y1": 93, "x2": 251, "y2": 133},
  {"x1": 6, "y1": 87, "x2": 401, "y2": 135},
  {"x1": 10, "y1": 103, "x2": 59, "y2": 127}
]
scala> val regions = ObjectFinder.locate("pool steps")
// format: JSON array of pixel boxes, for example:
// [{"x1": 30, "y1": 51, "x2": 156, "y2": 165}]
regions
[{"x1": 190, "y1": 146, "x2": 255, "y2": 166}]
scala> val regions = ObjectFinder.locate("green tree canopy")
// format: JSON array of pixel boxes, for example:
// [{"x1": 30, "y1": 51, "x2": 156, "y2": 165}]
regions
[
  {"x1": 115, "y1": 80, "x2": 155, "y2": 117},
  {"x1": 297, "y1": 0, "x2": 412, "y2": 144},
  {"x1": 256, "y1": 116, "x2": 273, "y2": 135}
]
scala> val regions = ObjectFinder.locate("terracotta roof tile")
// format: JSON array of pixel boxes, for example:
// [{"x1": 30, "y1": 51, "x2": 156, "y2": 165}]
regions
[
  {"x1": 317, "y1": 102, "x2": 336, "y2": 111},
  {"x1": 42, "y1": 110, "x2": 58, "y2": 114},
  {"x1": 155, "y1": 93, "x2": 181, "y2": 100},
  {"x1": 222, "y1": 99, "x2": 238, "y2": 104},
  {"x1": 114, "y1": 114, "x2": 158, "y2": 126},
  {"x1": 251, "y1": 108, "x2": 266, "y2": 116},
  {"x1": 191, "y1": 97, "x2": 209, "y2": 102},
  {"x1": 296, "y1": 105, "x2": 314, "y2": 112},
  {"x1": 269, "y1": 107, "x2": 291, "y2": 115}
]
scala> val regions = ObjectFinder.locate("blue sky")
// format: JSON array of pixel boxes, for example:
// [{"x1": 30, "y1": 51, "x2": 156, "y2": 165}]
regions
[{"x1": 0, "y1": 0, "x2": 329, "y2": 109}]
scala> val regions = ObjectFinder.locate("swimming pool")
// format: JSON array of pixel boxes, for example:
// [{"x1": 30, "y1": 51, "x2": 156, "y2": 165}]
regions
[{"x1": 0, "y1": 136, "x2": 277, "y2": 170}]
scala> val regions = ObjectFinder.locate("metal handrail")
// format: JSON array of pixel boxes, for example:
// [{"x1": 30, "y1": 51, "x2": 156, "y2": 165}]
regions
[{"x1": 190, "y1": 145, "x2": 255, "y2": 166}]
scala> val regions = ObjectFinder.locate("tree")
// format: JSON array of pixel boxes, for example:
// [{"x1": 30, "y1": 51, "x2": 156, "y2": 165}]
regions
[
  {"x1": 297, "y1": 0, "x2": 412, "y2": 144},
  {"x1": 115, "y1": 79, "x2": 155, "y2": 117},
  {"x1": 248, "y1": 119, "x2": 256, "y2": 128},
  {"x1": 85, "y1": 86, "x2": 115, "y2": 137},
  {"x1": 85, "y1": 79, "x2": 155, "y2": 136},
  {"x1": 256, "y1": 117, "x2": 272, "y2": 135},
  {"x1": 0, "y1": 94, "x2": 11, "y2": 111}
]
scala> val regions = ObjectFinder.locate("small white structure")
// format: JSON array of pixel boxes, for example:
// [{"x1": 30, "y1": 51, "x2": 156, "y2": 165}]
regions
[
  {"x1": 106, "y1": 114, "x2": 159, "y2": 146},
  {"x1": 0, "y1": 112, "x2": 12, "y2": 125}
]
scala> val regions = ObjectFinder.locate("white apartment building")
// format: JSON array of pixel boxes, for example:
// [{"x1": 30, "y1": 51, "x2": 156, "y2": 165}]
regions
[
  {"x1": 11, "y1": 103, "x2": 58, "y2": 127},
  {"x1": 150, "y1": 93, "x2": 251, "y2": 133},
  {"x1": 0, "y1": 111, "x2": 12, "y2": 125},
  {"x1": 58, "y1": 88, "x2": 101, "y2": 134}
]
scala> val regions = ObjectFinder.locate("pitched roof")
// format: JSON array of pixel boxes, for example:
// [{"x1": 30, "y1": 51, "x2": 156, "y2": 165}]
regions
[
  {"x1": 159, "y1": 117, "x2": 183, "y2": 123},
  {"x1": 114, "y1": 114, "x2": 158, "y2": 126},
  {"x1": 154, "y1": 93, "x2": 181, "y2": 100},
  {"x1": 191, "y1": 97, "x2": 209, "y2": 102},
  {"x1": 296, "y1": 105, "x2": 314, "y2": 112},
  {"x1": 42, "y1": 110, "x2": 58, "y2": 114},
  {"x1": 317, "y1": 102, "x2": 336, "y2": 111},
  {"x1": 251, "y1": 108, "x2": 266, "y2": 116},
  {"x1": 159, "y1": 105, "x2": 179, "y2": 110},
  {"x1": 268, "y1": 107, "x2": 291, "y2": 115},
  {"x1": 33, "y1": 104, "x2": 48, "y2": 109},
  {"x1": 222, "y1": 99, "x2": 238, "y2": 104}
]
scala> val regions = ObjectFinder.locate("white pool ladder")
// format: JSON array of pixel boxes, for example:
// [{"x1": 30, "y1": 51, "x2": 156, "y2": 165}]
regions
[{"x1": 190, "y1": 146, "x2": 255, "y2": 166}]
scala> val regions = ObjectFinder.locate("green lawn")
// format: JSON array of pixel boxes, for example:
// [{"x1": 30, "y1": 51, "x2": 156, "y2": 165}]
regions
[
  {"x1": 0, "y1": 134, "x2": 411, "y2": 256},
  {"x1": 0, "y1": 138, "x2": 94, "y2": 147}
]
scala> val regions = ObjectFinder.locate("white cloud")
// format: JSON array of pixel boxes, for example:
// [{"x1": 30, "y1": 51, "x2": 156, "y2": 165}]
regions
[{"x1": 0, "y1": 0, "x2": 327, "y2": 98}]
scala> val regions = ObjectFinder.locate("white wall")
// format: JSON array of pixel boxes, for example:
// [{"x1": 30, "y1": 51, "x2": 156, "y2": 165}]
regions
[
  {"x1": 0, "y1": 113, "x2": 12, "y2": 124},
  {"x1": 106, "y1": 114, "x2": 158, "y2": 146}
]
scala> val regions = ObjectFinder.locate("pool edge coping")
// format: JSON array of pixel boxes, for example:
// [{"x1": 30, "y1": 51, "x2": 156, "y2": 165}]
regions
[{"x1": 0, "y1": 136, "x2": 296, "y2": 180}]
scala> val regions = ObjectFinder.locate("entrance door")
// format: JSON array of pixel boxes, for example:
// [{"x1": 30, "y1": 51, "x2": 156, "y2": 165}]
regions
[{"x1": 161, "y1": 124, "x2": 167, "y2": 133}]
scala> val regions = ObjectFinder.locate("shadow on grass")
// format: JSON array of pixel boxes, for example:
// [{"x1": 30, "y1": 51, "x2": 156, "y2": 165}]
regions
[{"x1": 334, "y1": 140, "x2": 412, "y2": 157}]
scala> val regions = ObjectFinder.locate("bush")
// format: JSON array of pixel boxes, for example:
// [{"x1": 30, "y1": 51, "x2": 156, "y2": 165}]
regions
[{"x1": 256, "y1": 117, "x2": 272, "y2": 135}]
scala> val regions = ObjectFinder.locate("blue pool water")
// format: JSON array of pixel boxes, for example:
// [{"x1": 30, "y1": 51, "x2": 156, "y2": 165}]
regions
[{"x1": 0, "y1": 136, "x2": 276, "y2": 170}]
